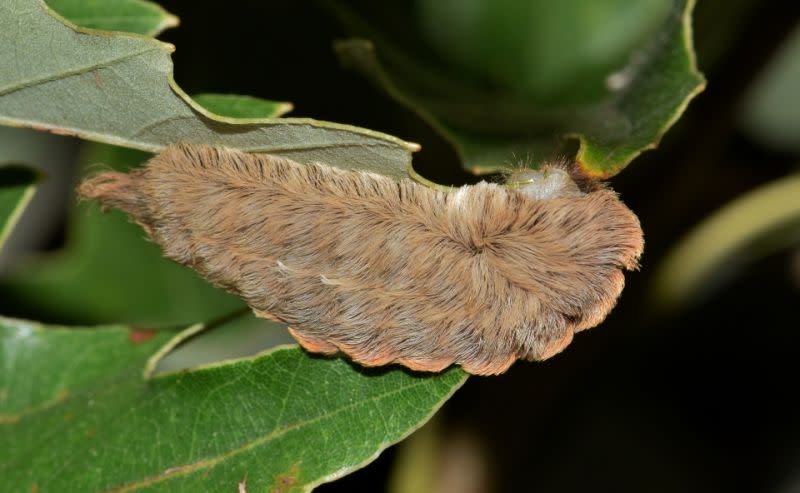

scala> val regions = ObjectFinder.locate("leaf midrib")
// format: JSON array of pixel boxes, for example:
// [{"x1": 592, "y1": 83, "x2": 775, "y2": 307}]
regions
[
  {"x1": 102, "y1": 376, "x2": 442, "y2": 492},
  {"x1": 0, "y1": 46, "x2": 158, "y2": 97}
]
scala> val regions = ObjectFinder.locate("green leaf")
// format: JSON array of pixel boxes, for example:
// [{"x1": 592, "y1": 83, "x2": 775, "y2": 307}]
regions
[
  {"x1": 193, "y1": 93, "x2": 293, "y2": 119},
  {"x1": 1, "y1": 144, "x2": 243, "y2": 326},
  {"x1": 45, "y1": 0, "x2": 179, "y2": 37},
  {"x1": 0, "y1": 0, "x2": 418, "y2": 180},
  {"x1": 572, "y1": 0, "x2": 706, "y2": 177},
  {"x1": 652, "y1": 173, "x2": 800, "y2": 311},
  {"x1": 0, "y1": 314, "x2": 467, "y2": 492},
  {"x1": 0, "y1": 316, "x2": 175, "y2": 421},
  {"x1": 0, "y1": 164, "x2": 40, "y2": 251},
  {"x1": 333, "y1": 0, "x2": 705, "y2": 177}
]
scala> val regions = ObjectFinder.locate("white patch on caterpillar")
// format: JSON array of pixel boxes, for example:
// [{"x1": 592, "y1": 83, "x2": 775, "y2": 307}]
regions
[
  {"x1": 507, "y1": 168, "x2": 584, "y2": 200},
  {"x1": 79, "y1": 144, "x2": 644, "y2": 375},
  {"x1": 449, "y1": 186, "x2": 469, "y2": 210}
]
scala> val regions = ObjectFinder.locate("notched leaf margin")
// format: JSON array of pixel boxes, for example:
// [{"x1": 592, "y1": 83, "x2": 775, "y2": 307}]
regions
[{"x1": 11, "y1": 1, "x2": 419, "y2": 156}]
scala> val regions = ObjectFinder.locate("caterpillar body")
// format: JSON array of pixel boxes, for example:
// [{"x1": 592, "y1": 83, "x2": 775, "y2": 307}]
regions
[{"x1": 79, "y1": 144, "x2": 643, "y2": 375}]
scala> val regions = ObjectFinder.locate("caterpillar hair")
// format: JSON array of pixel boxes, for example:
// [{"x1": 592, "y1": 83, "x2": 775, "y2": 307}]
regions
[{"x1": 79, "y1": 144, "x2": 643, "y2": 375}]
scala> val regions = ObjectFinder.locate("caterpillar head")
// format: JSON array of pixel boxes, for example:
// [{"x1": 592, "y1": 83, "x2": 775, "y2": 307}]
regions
[{"x1": 505, "y1": 165, "x2": 586, "y2": 200}]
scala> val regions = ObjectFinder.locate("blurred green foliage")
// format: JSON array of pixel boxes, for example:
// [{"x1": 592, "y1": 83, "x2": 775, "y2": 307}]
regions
[
  {"x1": 2, "y1": 144, "x2": 244, "y2": 327},
  {"x1": 333, "y1": 0, "x2": 704, "y2": 176},
  {"x1": 417, "y1": 0, "x2": 674, "y2": 105},
  {"x1": 740, "y1": 23, "x2": 800, "y2": 153}
]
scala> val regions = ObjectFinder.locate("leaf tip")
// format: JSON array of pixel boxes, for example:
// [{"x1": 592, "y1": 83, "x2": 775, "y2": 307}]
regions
[
  {"x1": 164, "y1": 13, "x2": 180, "y2": 29},
  {"x1": 150, "y1": 13, "x2": 180, "y2": 37},
  {"x1": 276, "y1": 102, "x2": 294, "y2": 117}
]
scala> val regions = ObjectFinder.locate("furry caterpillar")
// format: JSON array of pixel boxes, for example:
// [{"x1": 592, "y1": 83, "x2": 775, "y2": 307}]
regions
[{"x1": 79, "y1": 144, "x2": 643, "y2": 375}]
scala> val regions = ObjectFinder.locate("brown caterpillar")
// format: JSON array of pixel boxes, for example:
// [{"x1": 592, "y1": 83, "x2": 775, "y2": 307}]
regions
[{"x1": 79, "y1": 144, "x2": 643, "y2": 375}]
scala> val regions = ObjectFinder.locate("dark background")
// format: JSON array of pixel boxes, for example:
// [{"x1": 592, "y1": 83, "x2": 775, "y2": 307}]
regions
[
  {"x1": 7, "y1": 0, "x2": 800, "y2": 491},
  {"x1": 155, "y1": 1, "x2": 799, "y2": 491}
]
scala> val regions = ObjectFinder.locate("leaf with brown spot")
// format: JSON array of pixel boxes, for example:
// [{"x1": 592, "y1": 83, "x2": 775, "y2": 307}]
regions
[
  {"x1": 271, "y1": 464, "x2": 300, "y2": 493},
  {"x1": 0, "y1": 314, "x2": 466, "y2": 491}
]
